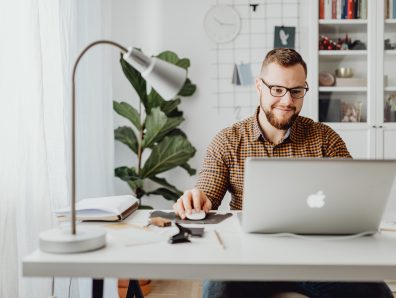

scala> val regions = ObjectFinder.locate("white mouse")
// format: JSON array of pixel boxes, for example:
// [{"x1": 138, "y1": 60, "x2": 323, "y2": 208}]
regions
[{"x1": 185, "y1": 210, "x2": 206, "y2": 220}]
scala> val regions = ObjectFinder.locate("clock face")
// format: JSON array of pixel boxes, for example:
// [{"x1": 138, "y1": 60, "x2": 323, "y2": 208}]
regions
[{"x1": 204, "y1": 5, "x2": 241, "y2": 44}]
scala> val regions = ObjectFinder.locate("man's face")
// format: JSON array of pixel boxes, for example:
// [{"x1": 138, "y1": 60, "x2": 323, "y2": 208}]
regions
[{"x1": 256, "y1": 62, "x2": 307, "y2": 130}]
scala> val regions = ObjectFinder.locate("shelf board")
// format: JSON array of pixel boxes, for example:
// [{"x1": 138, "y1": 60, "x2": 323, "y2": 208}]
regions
[
  {"x1": 322, "y1": 122, "x2": 369, "y2": 130},
  {"x1": 385, "y1": 50, "x2": 396, "y2": 55},
  {"x1": 385, "y1": 19, "x2": 396, "y2": 24},
  {"x1": 319, "y1": 86, "x2": 367, "y2": 92},
  {"x1": 385, "y1": 86, "x2": 396, "y2": 92},
  {"x1": 319, "y1": 50, "x2": 367, "y2": 56},
  {"x1": 319, "y1": 19, "x2": 367, "y2": 25}
]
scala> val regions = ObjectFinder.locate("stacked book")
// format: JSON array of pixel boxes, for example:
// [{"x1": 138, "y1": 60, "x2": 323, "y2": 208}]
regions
[
  {"x1": 54, "y1": 195, "x2": 139, "y2": 222},
  {"x1": 385, "y1": 0, "x2": 396, "y2": 18},
  {"x1": 319, "y1": 0, "x2": 367, "y2": 19}
]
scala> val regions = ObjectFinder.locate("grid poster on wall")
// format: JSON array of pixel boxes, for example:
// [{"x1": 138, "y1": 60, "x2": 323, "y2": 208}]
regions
[{"x1": 206, "y1": 0, "x2": 301, "y2": 120}]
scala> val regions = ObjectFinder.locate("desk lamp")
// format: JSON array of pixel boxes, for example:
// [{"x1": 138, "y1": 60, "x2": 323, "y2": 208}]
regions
[{"x1": 39, "y1": 40, "x2": 186, "y2": 253}]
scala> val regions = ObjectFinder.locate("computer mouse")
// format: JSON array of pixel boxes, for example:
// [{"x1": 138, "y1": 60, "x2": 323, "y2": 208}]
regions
[{"x1": 185, "y1": 210, "x2": 206, "y2": 220}]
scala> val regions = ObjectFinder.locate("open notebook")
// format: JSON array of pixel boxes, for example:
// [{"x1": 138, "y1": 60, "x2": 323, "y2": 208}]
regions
[{"x1": 54, "y1": 195, "x2": 139, "y2": 222}]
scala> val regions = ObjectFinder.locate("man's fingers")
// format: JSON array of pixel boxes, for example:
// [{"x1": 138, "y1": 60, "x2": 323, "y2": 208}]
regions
[
  {"x1": 175, "y1": 198, "x2": 186, "y2": 219},
  {"x1": 182, "y1": 191, "x2": 193, "y2": 215},
  {"x1": 202, "y1": 198, "x2": 212, "y2": 213},
  {"x1": 192, "y1": 188, "x2": 202, "y2": 211}
]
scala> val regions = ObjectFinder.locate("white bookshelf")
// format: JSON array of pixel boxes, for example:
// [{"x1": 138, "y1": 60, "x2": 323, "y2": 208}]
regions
[
  {"x1": 319, "y1": 50, "x2": 367, "y2": 56},
  {"x1": 319, "y1": 86, "x2": 367, "y2": 92},
  {"x1": 385, "y1": 86, "x2": 396, "y2": 92},
  {"x1": 308, "y1": 0, "x2": 396, "y2": 160},
  {"x1": 319, "y1": 19, "x2": 368, "y2": 25}
]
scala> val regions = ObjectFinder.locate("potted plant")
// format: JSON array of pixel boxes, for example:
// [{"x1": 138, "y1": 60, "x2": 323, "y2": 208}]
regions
[
  {"x1": 114, "y1": 50, "x2": 197, "y2": 208},
  {"x1": 114, "y1": 51, "x2": 196, "y2": 295}
]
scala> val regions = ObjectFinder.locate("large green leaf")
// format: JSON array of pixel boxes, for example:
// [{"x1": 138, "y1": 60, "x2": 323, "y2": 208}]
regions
[
  {"x1": 180, "y1": 162, "x2": 196, "y2": 176},
  {"x1": 114, "y1": 166, "x2": 139, "y2": 181},
  {"x1": 120, "y1": 54, "x2": 148, "y2": 108},
  {"x1": 165, "y1": 128, "x2": 187, "y2": 138},
  {"x1": 114, "y1": 126, "x2": 138, "y2": 154},
  {"x1": 114, "y1": 166, "x2": 144, "y2": 196},
  {"x1": 178, "y1": 78, "x2": 196, "y2": 97},
  {"x1": 146, "y1": 187, "x2": 181, "y2": 201},
  {"x1": 176, "y1": 58, "x2": 190, "y2": 69},
  {"x1": 147, "y1": 88, "x2": 163, "y2": 112},
  {"x1": 139, "y1": 204, "x2": 154, "y2": 210},
  {"x1": 149, "y1": 176, "x2": 183, "y2": 195},
  {"x1": 152, "y1": 116, "x2": 185, "y2": 146},
  {"x1": 160, "y1": 98, "x2": 181, "y2": 115},
  {"x1": 141, "y1": 107, "x2": 167, "y2": 148},
  {"x1": 141, "y1": 136, "x2": 196, "y2": 178},
  {"x1": 156, "y1": 51, "x2": 179, "y2": 64},
  {"x1": 113, "y1": 101, "x2": 141, "y2": 129}
]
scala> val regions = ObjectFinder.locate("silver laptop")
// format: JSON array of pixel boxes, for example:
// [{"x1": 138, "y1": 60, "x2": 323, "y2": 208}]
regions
[{"x1": 240, "y1": 158, "x2": 396, "y2": 234}]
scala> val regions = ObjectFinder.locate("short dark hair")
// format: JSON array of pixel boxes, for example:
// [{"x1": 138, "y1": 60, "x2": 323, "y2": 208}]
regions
[{"x1": 261, "y1": 48, "x2": 307, "y2": 77}]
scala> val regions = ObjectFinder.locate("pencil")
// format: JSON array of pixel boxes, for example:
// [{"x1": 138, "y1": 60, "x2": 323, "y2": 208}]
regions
[{"x1": 214, "y1": 229, "x2": 226, "y2": 250}]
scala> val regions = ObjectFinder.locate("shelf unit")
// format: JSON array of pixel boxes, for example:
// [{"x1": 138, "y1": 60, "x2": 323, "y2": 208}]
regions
[{"x1": 308, "y1": 1, "x2": 396, "y2": 159}]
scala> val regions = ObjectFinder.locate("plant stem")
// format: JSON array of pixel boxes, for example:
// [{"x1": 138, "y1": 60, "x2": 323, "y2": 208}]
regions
[{"x1": 137, "y1": 100, "x2": 143, "y2": 175}]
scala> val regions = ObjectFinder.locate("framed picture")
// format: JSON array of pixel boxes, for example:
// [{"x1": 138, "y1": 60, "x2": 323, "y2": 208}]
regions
[{"x1": 274, "y1": 26, "x2": 295, "y2": 48}]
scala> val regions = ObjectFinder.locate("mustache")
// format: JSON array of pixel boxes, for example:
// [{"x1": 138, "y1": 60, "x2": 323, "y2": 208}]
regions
[{"x1": 271, "y1": 104, "x2": 296, "y2": 111}]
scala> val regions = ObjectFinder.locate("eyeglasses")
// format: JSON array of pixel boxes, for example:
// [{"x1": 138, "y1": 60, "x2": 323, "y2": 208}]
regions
[{"x1": 260, "y1": 79, "x2": 309, "y2": 99}]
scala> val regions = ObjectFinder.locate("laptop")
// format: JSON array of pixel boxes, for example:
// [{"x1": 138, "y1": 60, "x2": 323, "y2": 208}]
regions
[{"x1": 240, "y1": 158, "x2": 396, "y2": 234}]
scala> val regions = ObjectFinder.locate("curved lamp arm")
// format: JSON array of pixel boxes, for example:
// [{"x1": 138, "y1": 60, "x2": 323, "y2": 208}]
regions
[{"x1": 70, "y1": 40, "x2": 186, "y2": 234}]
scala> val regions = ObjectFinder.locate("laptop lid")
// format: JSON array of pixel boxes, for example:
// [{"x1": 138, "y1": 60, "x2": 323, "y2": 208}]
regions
[{"x1": 241, "y1": 158, "x2": 396, "y2": 234}]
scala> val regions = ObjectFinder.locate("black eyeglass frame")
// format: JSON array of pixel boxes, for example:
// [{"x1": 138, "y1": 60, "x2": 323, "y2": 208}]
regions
[{"x1": 260, "y1": 78, "x2": 309, "y2": 99}]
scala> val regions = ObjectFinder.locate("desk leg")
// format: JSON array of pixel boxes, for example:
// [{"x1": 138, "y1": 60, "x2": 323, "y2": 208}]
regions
[
  {"x1": 126, "y1": 280, "x2": 143, "y2": 298},
  {"x1": 92, "y1": 279, "x2": 104, "y2": 298}
]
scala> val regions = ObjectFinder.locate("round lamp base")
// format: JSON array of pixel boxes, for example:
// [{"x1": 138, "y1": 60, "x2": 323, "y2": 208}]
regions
[{"x1": 39, "y1": 227, "x2": 106, "y2": 253}]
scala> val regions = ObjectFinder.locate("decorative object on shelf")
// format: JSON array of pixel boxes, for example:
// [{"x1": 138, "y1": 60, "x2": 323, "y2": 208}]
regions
[
  {"x1": 335, "y1": 67, "x2": 354, "y2": 78},
  {"x1": 341, "y1": 101, "x2": 362, "y2": 122},
  {"x1": 274, "y1": 26, "x2": 296, "y2": 48},
  {"x1": 319, "y1": 35, "x2": 341, "y2": 50},
  {"x1": 39, "y1": 40, "x2": 188, "y2": 254},
  {"x1": 113, "y1": 50, "x2": 197, "y2": 209},
  {"x1": 385, "y1": 39, "x2": 396, "y2": 50},
  {"x1": 319, "y1": 71, "x2": 335, "y2": 86},
  {"x1": 204, "y1": 5, "x2": 241, "y2": 43},
  {"x1": 319, "y1": 34, "x2": 366, "y2": 50},
  {"x1": 384, "y1": 93, "x2": 396, "y2": 122}
]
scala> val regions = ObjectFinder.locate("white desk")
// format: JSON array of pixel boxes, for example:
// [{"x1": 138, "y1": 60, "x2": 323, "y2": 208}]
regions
[{"x1": 23, "y1": 211, "x2": 396, "y2": 285}]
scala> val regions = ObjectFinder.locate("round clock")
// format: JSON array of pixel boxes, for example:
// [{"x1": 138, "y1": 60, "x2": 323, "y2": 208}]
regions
[{"x1": 204, "y1": 5, "x2": 241, "y2": 44}]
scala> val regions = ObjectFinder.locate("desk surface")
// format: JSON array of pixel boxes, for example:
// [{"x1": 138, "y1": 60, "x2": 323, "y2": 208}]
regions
[{"x1": 23, "y1": 211, "x2": 396, "y2": 281}]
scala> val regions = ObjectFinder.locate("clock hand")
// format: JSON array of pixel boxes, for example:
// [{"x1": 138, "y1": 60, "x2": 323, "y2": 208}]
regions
[{"x1": 214, "y1": 17, "x2": 235, "y2": 26}]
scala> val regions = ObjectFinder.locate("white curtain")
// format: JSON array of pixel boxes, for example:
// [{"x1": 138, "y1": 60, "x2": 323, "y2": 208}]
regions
[{"x1": 0, "y1": 0, "x2": 117, "y2": 297}]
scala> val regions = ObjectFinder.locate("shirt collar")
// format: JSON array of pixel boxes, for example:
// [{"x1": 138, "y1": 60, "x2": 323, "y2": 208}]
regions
[{"x1": 252, "y1": 106, "x2": 298, "y2": 143}]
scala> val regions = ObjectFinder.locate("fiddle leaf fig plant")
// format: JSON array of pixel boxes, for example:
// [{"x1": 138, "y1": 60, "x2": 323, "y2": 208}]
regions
[{"x1": 114, "y1": 50, "x2": 197, "y2": 208}]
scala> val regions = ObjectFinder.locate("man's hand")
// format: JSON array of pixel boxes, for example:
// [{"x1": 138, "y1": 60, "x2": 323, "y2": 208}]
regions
[{"x1": 173, "y1": 188, "x2": 212, "y2": 219}]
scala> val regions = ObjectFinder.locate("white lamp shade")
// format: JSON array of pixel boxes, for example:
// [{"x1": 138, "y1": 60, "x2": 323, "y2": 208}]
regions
[{"x1": 123, "y1": 48, "x2": 187, "y2": 100}]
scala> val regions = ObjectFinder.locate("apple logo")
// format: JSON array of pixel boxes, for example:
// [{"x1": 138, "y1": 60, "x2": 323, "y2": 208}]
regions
[{"x1": 306, "y1": 190, "x2": 326, "y2": 208}]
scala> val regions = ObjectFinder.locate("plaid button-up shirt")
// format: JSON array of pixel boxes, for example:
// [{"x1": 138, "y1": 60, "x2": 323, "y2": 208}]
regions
[{"x1": 196, "y1": 107, "x2": 351, "y2": 210}]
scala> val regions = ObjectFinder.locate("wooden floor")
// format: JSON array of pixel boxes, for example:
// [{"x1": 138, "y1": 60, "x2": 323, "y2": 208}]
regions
[
  {"x1": 146, "y1": 280, "x2": 202, "y2": 298},
  {"x1": 146, "y1": 280, "x2": 396, "y2": 298}
]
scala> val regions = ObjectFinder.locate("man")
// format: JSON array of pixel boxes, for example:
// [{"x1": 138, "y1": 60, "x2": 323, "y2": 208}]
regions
[{"x1": 173, "y1": 48, "x2": 393, "y2": 298}]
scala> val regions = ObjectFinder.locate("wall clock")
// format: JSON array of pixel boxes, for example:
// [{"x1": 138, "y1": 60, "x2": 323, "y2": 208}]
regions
[{"x1": 204, "y1": 5, "x2": 241, "y2": 44}]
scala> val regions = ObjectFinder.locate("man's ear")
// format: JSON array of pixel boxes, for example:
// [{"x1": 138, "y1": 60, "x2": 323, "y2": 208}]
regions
[{"x1": 255, "y1": 78, "x2": 262, "y2": 95}]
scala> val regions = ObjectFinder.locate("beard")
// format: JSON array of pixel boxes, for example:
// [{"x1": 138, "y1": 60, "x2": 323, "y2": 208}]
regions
[{"x1": 261, "y1": 102, "x2": 299, "y2": 130}]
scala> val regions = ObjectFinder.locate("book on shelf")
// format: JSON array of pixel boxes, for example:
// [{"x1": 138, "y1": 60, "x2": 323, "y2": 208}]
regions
[
  {"x1": 54, "y1": 195, "x2": 139, "y2": 222},
  {"x1": 320, "y1": 0, "x2": 367, "y2": 19}
]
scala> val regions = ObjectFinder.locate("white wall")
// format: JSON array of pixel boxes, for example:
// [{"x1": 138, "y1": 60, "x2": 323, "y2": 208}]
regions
[{"x1": 111, "y1": 0, "x2": 311, "y2": 209}]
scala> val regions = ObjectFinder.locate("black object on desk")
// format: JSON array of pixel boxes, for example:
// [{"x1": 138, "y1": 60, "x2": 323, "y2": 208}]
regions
[
  {"x1": 149, "y1": 211, "x2": 232, "y2": 225},
  {"x1": 169, "y1": 223, "x2": 192, "y2": 244}
]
